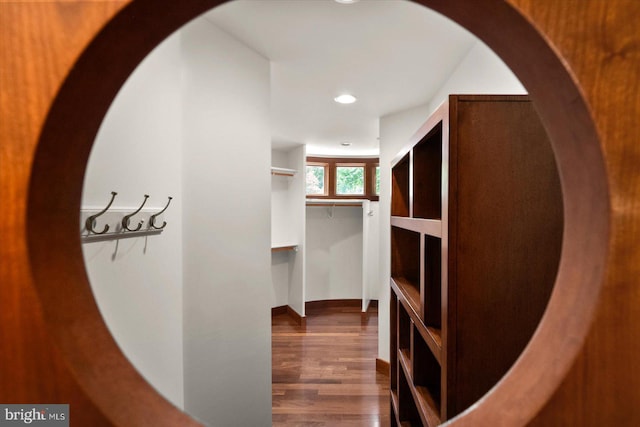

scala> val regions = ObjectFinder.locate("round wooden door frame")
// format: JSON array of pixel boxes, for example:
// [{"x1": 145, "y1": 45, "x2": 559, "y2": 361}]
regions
[{"x1": 26, "y1": 0, "x2": 610, "y2": 426}]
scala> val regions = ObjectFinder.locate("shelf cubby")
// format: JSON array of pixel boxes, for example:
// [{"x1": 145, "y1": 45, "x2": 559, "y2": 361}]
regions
[
  {"x1": 391, "y1": 226, "x2": 421, "y2": 312},
  {"x1": 412, "y1": 324, "x2": 441, "y2": 421},
  {"x1": 398, "y1": 362, "x2": 422, "y2": 426},
  {"x1": 412, "y1": 122, "x2": 442, "y2": 220},
  {"x1": 398, "y1": 301, "x2": 412, "y2": 353},
  {"x1": 390, "y1": 390, "x2": 401, "y2": 427},
  {"x1": 392, "y1": 154, "x2": 410, "y2": 217},
  {"x1": 423, "y1": 235, "x2": 441, "y2": 329}
]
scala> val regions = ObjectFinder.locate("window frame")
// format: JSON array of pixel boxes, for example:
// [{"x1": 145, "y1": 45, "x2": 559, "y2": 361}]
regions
[
  {"x1": 306, "y1": 157, "x2": 380, "y2": 201},
  {"x1": 373, "y1": 163, "x2": 380, "y2": 196}
]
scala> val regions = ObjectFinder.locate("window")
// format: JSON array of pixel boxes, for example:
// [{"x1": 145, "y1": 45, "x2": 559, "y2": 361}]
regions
[
  {"x1": 336, "y1": 164, "x2": 365, "y2": 195},
  {"x1": 306, "y1": 163, "x2": 328, "y2": 195},
  {"x1": 306, "y1": 157, "x2": 379, "y2": 201}
]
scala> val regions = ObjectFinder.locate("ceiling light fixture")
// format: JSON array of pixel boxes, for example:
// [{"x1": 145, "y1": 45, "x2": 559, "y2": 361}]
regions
[
  {"x1": 334, "y1": 94, "x2": 357, "y2": 104},
  {"x1": 335, "y1": 0, "x2": 360, "y2": 4}
]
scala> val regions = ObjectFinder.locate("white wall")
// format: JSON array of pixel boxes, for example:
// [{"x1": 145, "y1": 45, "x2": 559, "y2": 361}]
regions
[
  {"x1": 377, "y1": 40, "x2": 526, "y2": 361},
  {"x1": 426, "y1": 41, "x2": 526, "y2": 113},
  {"x1": 181, "y1": 18, "x2": 272, "y2": 427},
  {"x1": 305, "y1": 206, "x2": 363, "y2": 302},
  {"x1": 83, "y1": 17, "x2": 274, "y2": 425},
  {"x1": 82, "y1": 32, "x2": 185, "y2": 409}
]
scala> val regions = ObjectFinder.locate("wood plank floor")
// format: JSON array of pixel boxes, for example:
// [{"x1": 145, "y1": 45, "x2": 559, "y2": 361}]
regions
[{"x1": 272, "y1": 303, "x2": 390, "y2": 426}]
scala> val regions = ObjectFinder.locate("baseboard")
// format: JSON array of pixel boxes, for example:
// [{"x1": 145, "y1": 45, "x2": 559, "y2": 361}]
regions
[
  {"x1": 361, "y1": 299, "x2": 379, "y2": 322},
  {"x1": 305, "y1": 299, "x2": 362, "y2": 313},
  {"x1": 286, "y1": 305, "x2": 306, "y2": 328},
  {"x1": 305, "y1": 299, "x2": 380, "y2": 314},
  {"x1": 271, "y1": 305, "x2": 288, "y2": 316},
  {"x1": 376, "y1": 358, "x2": 390, "y2": 376},
  {"x1": 273, "y1": 300, "x2": 380, "y2": 326},
  {"x1": 272, "y1": 305, "x2": 306, "y2": 327}
]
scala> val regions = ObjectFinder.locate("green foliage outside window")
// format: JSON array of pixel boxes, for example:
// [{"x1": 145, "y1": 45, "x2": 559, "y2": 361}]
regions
[
  {"x1": 336, "y1": 166, "x2": 364, "y2": 195},
  {"x1": 306, "y1": 165, "x2": 325, "y2": 194}
]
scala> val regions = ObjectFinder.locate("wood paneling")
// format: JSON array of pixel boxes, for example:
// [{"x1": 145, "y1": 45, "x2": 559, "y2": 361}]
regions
[
  {"x1": 1, "y1": 1, "x2": 220, "y2": 426},
  {"x1": 0, "y1": 0, "x2": 637, "y2": 425},
  {"x1": 0, "y1": 2, "x2": 126, "y2": 425},
  {"x1": 451, "y1": 96, "x2": 563, "y2": 417}
]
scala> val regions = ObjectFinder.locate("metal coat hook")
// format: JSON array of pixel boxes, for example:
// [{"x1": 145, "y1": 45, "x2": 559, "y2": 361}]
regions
[
  {"x1": 149, "y1": 196, "x2": 173, "y2": 230},
  {"x1": 85, "y1": 191, "x2": 117, "y2": 235},
  {"x1": 121, "y1": 194, "x2": 149, "y2": 232}
]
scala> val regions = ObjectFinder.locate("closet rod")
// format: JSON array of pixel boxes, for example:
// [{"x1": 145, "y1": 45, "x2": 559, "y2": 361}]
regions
[{"x1": 305, "y1": 203, "x2": 362, "y2": 207}]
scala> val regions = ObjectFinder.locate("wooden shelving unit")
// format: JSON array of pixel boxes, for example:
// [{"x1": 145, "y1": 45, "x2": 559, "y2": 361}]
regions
[{"x1": 390, "y1": 95, "x2": 564, "y2": 425}]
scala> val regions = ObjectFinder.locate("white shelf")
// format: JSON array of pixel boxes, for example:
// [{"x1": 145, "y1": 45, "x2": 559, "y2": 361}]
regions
[
  {"x1": 271, "y1": 166, "x2": 297, "y2": 177},
  {"x1": 271, "y1": 244, "x2": 299, "y2": 253}
]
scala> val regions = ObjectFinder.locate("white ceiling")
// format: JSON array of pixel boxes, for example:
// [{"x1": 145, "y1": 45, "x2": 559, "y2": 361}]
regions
[{"x1": 205, "y1": 0, "x2": 476, "y2": 156}]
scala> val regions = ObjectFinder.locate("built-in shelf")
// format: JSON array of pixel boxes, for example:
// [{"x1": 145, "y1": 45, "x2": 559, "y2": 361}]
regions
[
  {"x1": 271, "y1": 166, "x2": 297, "y2": 177},
  {"x1": 412, "y1": 122, "x2": 442, "y2": 220},
  {"x1": 392, "y1": 277, "x2": 442, "y2": 364},
  {"x1": 390, "y1": 390, "x2": 401, "y2": 426},
  {"x1": 390, "y1": 95, "x2": 564, "y2": 423},
  {"x1": 414, "y1": 386, "x2": 442, "y2": 427},
  {"x1": 391, "y1": 153, "x2": 410, "y2": 217},
  {"x1": 271, "y1": 245, "x2": 298, "y2": 253},
  {"x1": 398, "y1": 348, "x2": 441, "y2": 427},
  {"x1": 391, "y1": 216, "x2": 441, "y2": 238},
  {"x1": 392, "y1": 277, "x2": 421, "y2": 321},
  {"x1": 271, "y1": 146, "x2": 305, "y2": 317}
]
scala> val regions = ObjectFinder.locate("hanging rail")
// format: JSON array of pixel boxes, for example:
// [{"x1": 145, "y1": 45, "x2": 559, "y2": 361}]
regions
[{"x1": 305, "y1": 199, "x2": 366, "y2": 208}]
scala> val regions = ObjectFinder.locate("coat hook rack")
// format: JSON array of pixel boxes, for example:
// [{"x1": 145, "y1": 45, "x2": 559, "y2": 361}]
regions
[
  {"x1": 85, "y1": 191, "x2": 117, "y2": 235},
  {"x1": 121, "y1": 194, "x2": 149, "y2": 232},
  {"x1": 149, "y1": 196, "x2": 173, "y2": 230}
]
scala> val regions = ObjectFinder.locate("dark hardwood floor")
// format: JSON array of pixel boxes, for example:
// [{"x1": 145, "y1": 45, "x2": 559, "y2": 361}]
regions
[{"x1": 272, "y1": 303, "x2": 390, "y2": 426}]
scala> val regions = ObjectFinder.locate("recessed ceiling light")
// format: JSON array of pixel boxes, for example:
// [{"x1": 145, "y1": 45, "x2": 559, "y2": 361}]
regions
[
  {"x1": 334, "y1": 94, "x2": 357, "y2": 104},
  {"x1": 341, "y1": 142, "x2": 352, "y2": 147},
  {"x1": 335, "y1": 0, "x2": 360, "y2": 4}
]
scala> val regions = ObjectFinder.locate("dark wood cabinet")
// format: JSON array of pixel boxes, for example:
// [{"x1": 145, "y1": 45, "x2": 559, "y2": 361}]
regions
[{"x1": 390, "y1": 95, "x2": 563, "y2": 425}]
